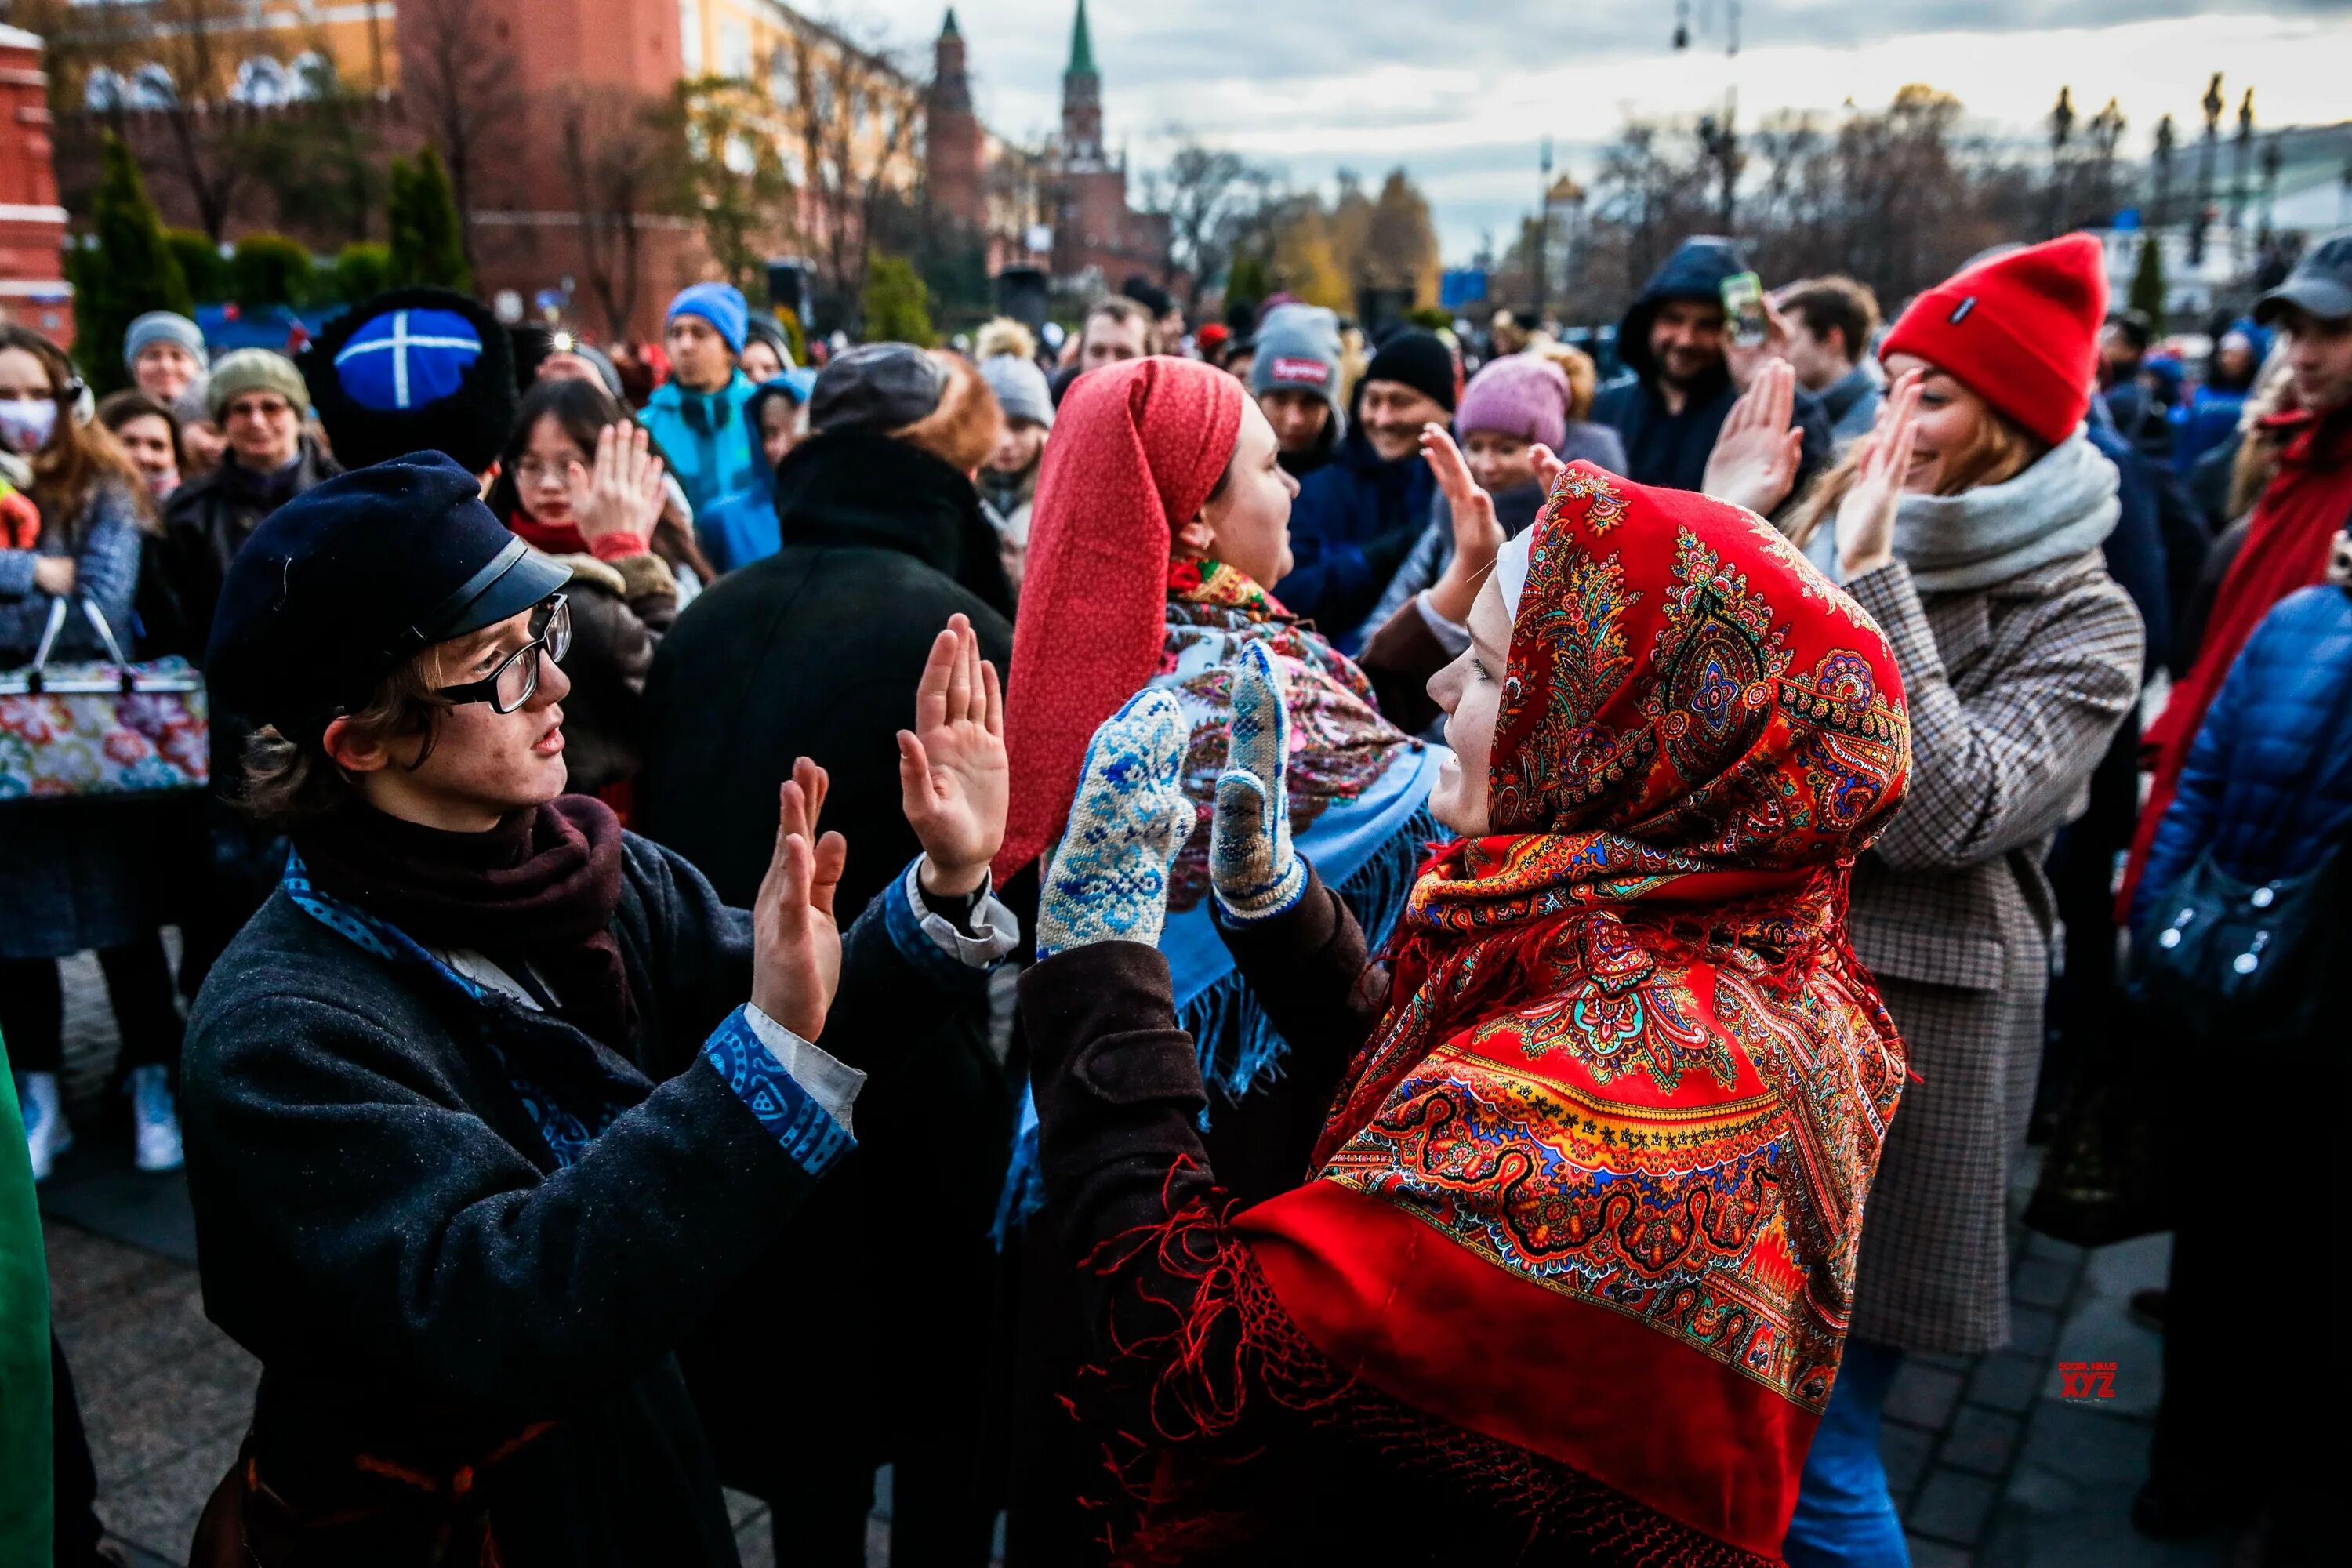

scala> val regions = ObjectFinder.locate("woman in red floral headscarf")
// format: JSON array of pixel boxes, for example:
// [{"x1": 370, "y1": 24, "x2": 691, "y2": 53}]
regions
[{"x1": 1017, "y1": 450, "x2": 1915, "y2": 1564}]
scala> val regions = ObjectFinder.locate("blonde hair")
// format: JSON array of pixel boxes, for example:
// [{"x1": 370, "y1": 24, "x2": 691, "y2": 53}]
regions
[
  {"x1": 893, "y1": 350, "x2": 1005, "y2": 474},
  {"x1": 973, "y1": 318, "x2": 1037, "y2": 364},
  {"x1": 1526, "y1": 340, "x2": 1599, "y2": 422},
  {"x1": 1789, "y1": 374, "x2": 2045, "y2": 549}
]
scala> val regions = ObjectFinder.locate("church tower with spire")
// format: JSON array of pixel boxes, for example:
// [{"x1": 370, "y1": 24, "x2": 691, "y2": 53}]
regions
[
  {"x1": 926, "y1": 9, "x2": 984, "y2": 228},
  {"x1": 1059, "y1": 0, "x2": 1105, "y2": 170}
]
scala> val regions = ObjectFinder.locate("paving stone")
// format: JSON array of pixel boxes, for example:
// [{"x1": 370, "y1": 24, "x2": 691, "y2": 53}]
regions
[
  {"x1": 1966, "y1": 1352, "x2": 2045, "y2": 1414},
  {"x1": 1885, "y1": 1359, "x2": 1966, "y2": 1428},
  {"x1": 1905, "y1": 1537, "x2": 1974, "y2": 1568},
  {"x1": 99, "y1": 1425, "x2": 241, "y2": 1564},
  {"x1": 2007, "y1": 1302, "x2": 2060, "y2": 1359},
  {"x1": 1980, "y1": 1399, "x2": 2230, "y2": 1566},
  {"x1": 2023, "y1": 1229, "x2": 2085, "y2": 1268},
  {"x1": 1908, "y1": 1467, "x2": 1998, "y2": 1546},
  {"x1": 1939, "y1": 1406, "x2": 2024, "y2": 1478},
  {"x1": 1880, "y1": 1417, "x2": 1937, "y2": 1503},
  {"x1": 2012, "y1": 1253, "x2": 2078, "y2": 1310}
]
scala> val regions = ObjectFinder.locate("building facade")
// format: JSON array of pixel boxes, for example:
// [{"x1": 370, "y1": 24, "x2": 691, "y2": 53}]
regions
[{"x1": 0, "y1": 24, "x2": 71, "y2": 346}]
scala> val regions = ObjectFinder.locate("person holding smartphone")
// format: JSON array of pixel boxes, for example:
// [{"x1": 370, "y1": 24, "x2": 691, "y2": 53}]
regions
[{"x1": 1591, "y1": 234, "x2": 1831, "y2": 494}]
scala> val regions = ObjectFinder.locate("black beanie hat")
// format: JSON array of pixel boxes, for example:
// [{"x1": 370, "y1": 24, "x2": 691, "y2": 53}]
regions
[
  {"x1": 303, "y1": 288, "x2": 519, "y2": 477},
  {"x1": 206, "y1": 451, "x2": 569, "y2": 741},
  {"x1": 1362, "y1": 328, "x2": 1457, "y2": 412}
]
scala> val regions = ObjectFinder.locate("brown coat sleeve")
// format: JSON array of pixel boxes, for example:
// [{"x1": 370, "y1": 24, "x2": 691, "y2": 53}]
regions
[
  {"x1": 1354, "y1": 595, "x2": 1454, "y2": 733},
  {"x1": 1214, "y1": 865, "x2": 1389, "y2": 1113}
]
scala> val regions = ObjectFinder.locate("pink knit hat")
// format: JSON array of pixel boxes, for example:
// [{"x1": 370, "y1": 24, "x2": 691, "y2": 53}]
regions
[{"x1": 1455, "y1": 354, "x2": 1570, "y2": 452}]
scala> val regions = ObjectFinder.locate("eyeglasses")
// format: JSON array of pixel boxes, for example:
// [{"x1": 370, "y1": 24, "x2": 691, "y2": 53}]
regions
[{"x1": 433, "y1": 595, "x2": 571, "y2": 713}]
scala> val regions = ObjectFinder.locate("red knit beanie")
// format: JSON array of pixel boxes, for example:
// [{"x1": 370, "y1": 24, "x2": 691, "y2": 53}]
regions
[{"x1": 1879, "y1": 234, "x2": 2108, "y2": 448}]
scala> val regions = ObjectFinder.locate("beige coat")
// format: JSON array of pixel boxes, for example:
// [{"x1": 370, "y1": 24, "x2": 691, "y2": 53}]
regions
[{"x1": 1843, "y1": 550, "x2": 2143, "y2": 1355}]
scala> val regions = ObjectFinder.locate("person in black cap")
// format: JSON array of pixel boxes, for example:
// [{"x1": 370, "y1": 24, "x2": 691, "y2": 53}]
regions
[
  {"x1": 180, "y1": 450, "x2": 1018, "y2": 1566},
  {"x1": 635, "y1": 343, "x2": 1014, "y2": 1566},
  {"x1": 1122, "y1": 271, "x2": 1185, "y2": 352},
  {"x1": 1590, "y1": 235, "x2": 1830, "y2": 493},
  {"x1": 1273, "y1": 326, "x2": 1455, "y2": 647}
]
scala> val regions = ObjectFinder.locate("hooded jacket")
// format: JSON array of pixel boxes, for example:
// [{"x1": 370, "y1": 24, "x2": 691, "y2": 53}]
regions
[
  {"x1": 1591, "y1": 237, "x2": 1832, "y2": 494},
  {"x1": 693, "y1": 377, "x2": 808, "y2": 574},
  {"x1": 637, "y1": 370, "x2": 758, "y2": 521}
]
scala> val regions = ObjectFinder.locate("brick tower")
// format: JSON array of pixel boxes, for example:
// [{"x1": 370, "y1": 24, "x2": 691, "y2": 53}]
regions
[
  {"x1": 0, "y1": 24, "x2": 71, "y2": 346},
  {"x1": 927, "y1": 9, "x2": 984, "y2": 230}
]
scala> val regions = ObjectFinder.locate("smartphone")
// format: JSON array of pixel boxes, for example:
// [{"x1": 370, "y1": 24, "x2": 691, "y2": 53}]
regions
[{"x1": 1722, "y1": 271, "x2": 1768, "y2": 350}]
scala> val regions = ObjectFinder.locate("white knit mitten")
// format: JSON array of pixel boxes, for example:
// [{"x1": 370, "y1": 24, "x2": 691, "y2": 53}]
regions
[
  {"x1": 1035, "y1": 690, "x2": 1198, "y2": 958},
  {"x1": 1209, "y1": 643, "x2": 1307, "y2": 924}
]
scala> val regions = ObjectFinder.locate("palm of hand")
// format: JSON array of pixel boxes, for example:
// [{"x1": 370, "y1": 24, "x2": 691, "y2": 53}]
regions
[
  {"x1": 1706, "y1": 423, "x2": 1797, "y2": 513},
  {"x1": 1036, "y1": 690, "x2": 1196, "y2": 956},
  {"x1": 909, "y1": 710, "x2": 1007, "y2": 871}
]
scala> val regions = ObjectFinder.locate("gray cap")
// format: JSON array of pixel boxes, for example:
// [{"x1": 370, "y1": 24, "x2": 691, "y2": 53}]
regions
[
  {"x1": 123, "y1": 310, "x2": 208, "y2": 374},
  {"x1": 808, "y1": 342, "x2": 946, "y2": 435},
  {"x1": 1250, "y1": 303, "x2": 1345, "y2": 420},
  {"x1": 2255, "y1": 230, "x2": 2352, "y2": 326},
  {"x1": 979, "y1": 353, "x2": 1054, "y2": 429}
]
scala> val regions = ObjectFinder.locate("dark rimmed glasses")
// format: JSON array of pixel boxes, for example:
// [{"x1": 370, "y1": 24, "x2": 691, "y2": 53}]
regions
[{"x1": 433, "y1": 594, "x2": 572, "y2": 713}]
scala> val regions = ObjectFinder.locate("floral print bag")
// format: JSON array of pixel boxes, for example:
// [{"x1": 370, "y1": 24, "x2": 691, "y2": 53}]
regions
[{"x1": 0, "y1": 596, "x2": 207, "y2": 800}]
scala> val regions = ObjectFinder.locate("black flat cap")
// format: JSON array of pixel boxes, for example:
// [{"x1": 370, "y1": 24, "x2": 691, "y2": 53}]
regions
[
  {"x1": 206, "y1": 451, "x2": 568, "y2": 741},
  {"x1": 808, "y1": 342, "x2": 946, "y2": 436}
]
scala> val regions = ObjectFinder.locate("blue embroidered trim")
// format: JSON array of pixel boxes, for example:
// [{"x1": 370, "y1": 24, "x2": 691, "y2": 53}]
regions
[
  {"x1": 281, "y1": 848, "x2": 616, "y2": 1169},
  {"x1": 700, "y1": 1007, "x2": 855, "y2": 1178}
]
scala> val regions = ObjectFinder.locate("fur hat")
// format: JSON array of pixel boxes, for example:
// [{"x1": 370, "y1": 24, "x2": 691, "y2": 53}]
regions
[{"x1": 303, "y1": 288, "x2": 517, "y2": 476}]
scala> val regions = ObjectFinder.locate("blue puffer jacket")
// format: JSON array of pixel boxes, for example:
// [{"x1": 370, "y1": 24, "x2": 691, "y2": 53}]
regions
[{"x1": 2132, "y1": 585, "x2": 2352, "y2": 933}]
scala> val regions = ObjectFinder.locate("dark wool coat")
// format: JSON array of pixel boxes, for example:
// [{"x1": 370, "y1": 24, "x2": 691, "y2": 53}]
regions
[
  {"x1": 1274, "y1": 427, "x2": 1438, "y2": 646},
  {"x1": 2133, "y1": 584, "x2": 2352, "y2": 929},
  {"x1": 635, "y1": 429, "x2": 1016, "y2": 1546},
  {"x1": 535, "y1": 549, "x2": 679, "y2": 800},
  {"x1": 181, "y1": 829, "x2": 982, "y2": 1566}
]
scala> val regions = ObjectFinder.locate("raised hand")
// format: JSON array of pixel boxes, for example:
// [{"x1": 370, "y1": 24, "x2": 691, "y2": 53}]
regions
[
  {"x1": 1702, "y1": 358, "x2": 1804, "y2": 517},
  {"x1": 1834, "y1": 370, "x2": 1923, "y2": 581},
  {"x1": 1034, "y1": 689, "x2": 1197, "y2": 959},
  {"x1": 1421, "y1": 423, "x2": 1506, "y2": 626},
  {"x1": 898, "y1": 613, "x2": 1007, "y2": 897},
  {"x1": 750, "y1": 758, "x2": 848, "y2": 1040},
  {"x1": 1726, "y1": 290, "x2": 1795, "y2": 392},
  {"x1": 1210, "y1": 643, "x2": 1305, "y2": 923},
  {"x1": 564, "y1": 422, "x2": 668, "y2": 548}
]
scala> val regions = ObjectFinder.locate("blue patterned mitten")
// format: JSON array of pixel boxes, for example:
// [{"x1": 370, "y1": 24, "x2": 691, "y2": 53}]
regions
[
  {"x1": 1036, "y1": 689, "x2": 1199, "y2": 959},
  {"x1": 1209, "y1": 642, "x2": 1307, "y2": 924}
]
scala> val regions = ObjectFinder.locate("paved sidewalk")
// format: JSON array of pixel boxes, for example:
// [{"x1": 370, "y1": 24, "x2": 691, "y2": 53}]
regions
[{"x1": 35, "y1": 949, "x2": 2241, "y2": 1566}]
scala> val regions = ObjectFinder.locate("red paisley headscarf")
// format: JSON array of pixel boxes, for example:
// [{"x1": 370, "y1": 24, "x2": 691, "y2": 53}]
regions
[
  {"x1": 997, "y1": 357, "x2": 1243, "y2": 880},
  {"x1": 1229, "y1": 466, "x2": 1916, "y2": 1563}
]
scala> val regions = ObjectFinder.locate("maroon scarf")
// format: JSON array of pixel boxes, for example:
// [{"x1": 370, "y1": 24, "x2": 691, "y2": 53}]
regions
[{"x1": 295, "y1": 796, "x2": 637, "y2": 1052}]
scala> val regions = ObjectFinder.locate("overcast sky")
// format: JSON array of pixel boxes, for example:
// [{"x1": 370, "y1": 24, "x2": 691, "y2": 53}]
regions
[{"x1": 847, "y1": 1, "x2": 2352, "y2": 260}]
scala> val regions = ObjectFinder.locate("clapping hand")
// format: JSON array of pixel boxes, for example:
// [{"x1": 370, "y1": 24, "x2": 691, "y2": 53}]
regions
[
  {"x1": 750, "y1": 758, "x2": 848, "y2": 1040},
  {"x1": 1209, "y1": 643, "x2": 1306, "y2": 923},
  {"x1": 898, "y1": 614, "x2": 1007, "y2": 898},
  {"x1": 1833, "y1": 370, "x2": 1923, "y2": 581},
  {"x1": 1421, "y1": 423, "x2": 1559, "y2": 626},
  {"x1": 1034, "y1": 690, "x2": 1197, "y2": 959},
  {"x1": 564, "y1": 423, "x2": 667, "y2": 548},
  {"x1": 1703, "y1": 359, "x2": 1804, "y2": 518}
]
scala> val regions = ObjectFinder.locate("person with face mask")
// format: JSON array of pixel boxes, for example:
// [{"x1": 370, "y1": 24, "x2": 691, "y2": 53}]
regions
[
  {"x1": 96, "y1": 390, "x2": 186, "y2": 502},
  {"x1": 181, "y1": 451, "x2": 1018, "y2": 1567},
  {"x1": 992, "y1": 354, "x2": 1443, "y2": 1562},
  {"x1": 1011, "y1": 459, "x2": 1915, "y2": 1563},
  {"x1": 0, "y1": 326, "x2": 190, "y2": 1181}
]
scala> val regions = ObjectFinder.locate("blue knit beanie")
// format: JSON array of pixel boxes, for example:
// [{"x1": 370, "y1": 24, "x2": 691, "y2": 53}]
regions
[{"x1": 667, "y1": 281, "x2": 750, "y2": 357}]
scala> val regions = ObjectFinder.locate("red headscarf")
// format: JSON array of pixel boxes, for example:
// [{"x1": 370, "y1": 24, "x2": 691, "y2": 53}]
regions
[
  {"x1": 1229, "y1": 468, "x2": 1916, "y2": 1561},
  {"x1": 996, "y1": 356, "x2": 1243, "y2": 879}
]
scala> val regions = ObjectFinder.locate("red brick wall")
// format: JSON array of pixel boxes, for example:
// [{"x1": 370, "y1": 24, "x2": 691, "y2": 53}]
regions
[{"x1": 0, "y1": 28, "x2": 72, "y2": 347}]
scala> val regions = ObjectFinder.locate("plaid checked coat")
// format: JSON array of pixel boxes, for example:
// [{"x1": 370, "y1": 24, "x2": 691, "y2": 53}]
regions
[{"x1": 1842, "y1": 550, "x2": 2144, "y2": 1354}]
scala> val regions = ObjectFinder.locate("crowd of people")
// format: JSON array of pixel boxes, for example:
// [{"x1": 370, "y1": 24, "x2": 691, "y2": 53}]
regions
[{"x1": 2, "y1": 223, "x2": 2347, "y2": 1568}]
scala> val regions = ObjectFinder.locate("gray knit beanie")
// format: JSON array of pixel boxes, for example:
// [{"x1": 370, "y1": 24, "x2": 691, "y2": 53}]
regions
[
  {"x1": 1249, "y1": 303, "x2": 1345, "y2": 426},
  {"x1": 123, "y1": 311, "x2": 208, "y2": 374},
  {"x1": 205, "y1": 348, "x2": 310, "y2": 420},
  {"x1": 979, "y1": 353, "x2": 1054, "y2": 430}
]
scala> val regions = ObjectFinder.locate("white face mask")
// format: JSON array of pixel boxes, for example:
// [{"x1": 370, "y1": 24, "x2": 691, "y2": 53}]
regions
[{"x1": 0, "y1": 400, "x2": 57, "y2": 456}]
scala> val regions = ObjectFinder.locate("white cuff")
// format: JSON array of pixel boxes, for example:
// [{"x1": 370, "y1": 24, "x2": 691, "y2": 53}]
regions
[
  {"x1": 744, "y1": 1004, "x2": 867, "y2": 1134},
  {"x1": 904, "y1": 859, "x2": 1020, "y2": 967},
  {"x1": 1415, "y1": 590, "x2": 1472, "y2": 656}
]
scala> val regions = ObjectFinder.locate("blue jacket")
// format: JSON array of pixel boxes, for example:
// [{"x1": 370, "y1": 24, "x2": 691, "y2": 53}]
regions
[
  {"x1": 2132, "y1": 585, "x2": 2352, "y2": 932},
  {"x1": 1591, "y1": 236, "x2": 1834, "y2": 494},
  {"x1": 639, "y1": 370, "x2": 759, "y2": 521},
  {"x1": 1274, "y1": 426, "x2": 1437, "y2": 650},
  {"x1": 2084, "y1": 423, "x2": 2172, "y2": 677},
  {"x1": 693, "y1": 376, "x2": 809, "y2": 575}
]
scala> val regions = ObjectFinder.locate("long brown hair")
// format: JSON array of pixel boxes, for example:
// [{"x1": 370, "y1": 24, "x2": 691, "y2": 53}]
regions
[
  {"x1": 0, "y1": 325, "x2": 154, "y2": 535},
  {"x1": 1789, "y1": 368, "x2": 2046, "y2": 550}
]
